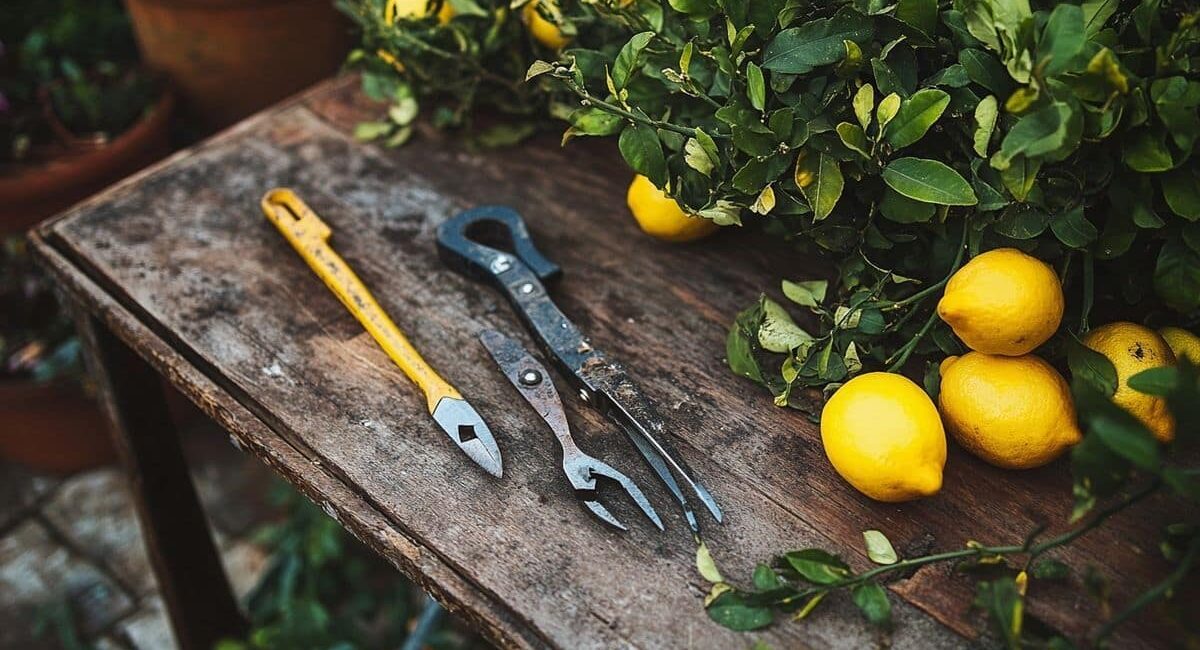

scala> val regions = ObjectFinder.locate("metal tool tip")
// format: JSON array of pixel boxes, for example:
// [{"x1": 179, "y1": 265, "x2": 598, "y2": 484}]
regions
[{"x1": 431, "y1": 397, "x2": 503, "y2": 478}]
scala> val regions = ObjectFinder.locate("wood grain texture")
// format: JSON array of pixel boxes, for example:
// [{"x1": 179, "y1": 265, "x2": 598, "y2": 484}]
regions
[{"x1": 34, "y1": 76, "x2": 1190, "y2": 649}]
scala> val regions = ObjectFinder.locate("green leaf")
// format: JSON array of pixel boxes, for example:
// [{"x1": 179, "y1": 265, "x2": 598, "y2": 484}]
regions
[
  {"x1": 882, "y1": 158, "x2": 978, "y2": 206},
  {"x1": 762, "y1": 10, "x2": 874, "y2": 74},
  {"x1": 612, "y1": 32, "x2": 654, "y2": 90},
  {"x1": 836, "y1": 122, "x2": 871, "y2": 158},
  {"x1": 1082, "y1": 0, "x2": 1118, "y2": 36},
  {"x1": 896, "y1": 0, "x2": 938, "y2": 35},
  {"x1": 1068, "y1": 339, "x2": 1118, "y2": 396},
  {"x1": 960, "y1": 48, "x2": 1013, "y2": 95},
  {"x1": 853, "y1": 84, "x2": 875, "y2": 131},
  {"x1": 1154, "y1": 239, "x2": 1200, "y2": 313},
  {"x1": 1127, "y1": 366, "x2": 1179, "y2": 397},
  {"x1": 752, "y1": 564, "x2": 782, "y2": 590},
  {"x1": 1039, "y1": 4, "x2": 1086, "y2": 77},
  {"x1": 784, "y1": 549, "x2": 851, "y2": 584},
  {"x1": 993, "y1": 204, "x2": 1048, "y2": 239},
  {"x1": 973, "y1": 95, "x2": 998, "y2": 157},
  {"x1": 1123, "y1": 129, "x2": 1174, "y2": 173},
  {"x1": 727, "y1": 302, "x2": 764, "y2": 383},
  {"x1": 1030, "y1": 559, "x2": 1071, "y2": 580},
  {"x1": 567, "y1": 108, "x2": 623, "y2": 136},
  {"x1": 759, "y1": 297, "x2": 814, "y2": 353},
  {"x1": 852, "y1": 583, "x2": 892, "y2": 628},
  {"x1": 999, "y1": 156, "x2": 1041, "y2": 201},
  {"x1": 684, "y1": 137, "x2": 715, "y2": 177},
  {"x1": 706, "y1": 591, "x2": 774, "y2": 631},
  {"x1": 733, "y1": 155, "x2": 791, "y2": 194},
  {"x1": 619, "y1": 123, "x2": 666, "y2": 187},
  {"x1": 782, "y1": 279, "x2": 828, "y2": 308},
  {"x1": 885, "y1": 88, "x2": 950, "y2": 149},
  {"x1": 975, "y1": 578, "x2": 1024, "y2": 648},
  {"x1": 696, "y1": 541, "x2": 724, "y2": 582},
  {"x1": 992, "y1": 102, "x2": 1073, "y2": 170},
  {"x1": 879, "y1": 188, "x2": 937, "y2": 223},
  {"x1": 353, "y1": 121, "x2": 392, "y2": 142},
  {"x1": 795, "y1": 151, "x2": 844, "y2": 220},
  {"x1": 1049, "y1": 205, "x2": 1098, "y2": 249},
  {"x1": 1089, "y1": 404, "x2": 1161, "y2": 470},
  {"x1": 525, "y1": 60, "x2": 555, "y2": 81},
  {"x1": 862, "y1": 530, "x2": 899, "y2": 565},
  {"x1": 1162, "y1": 167, "x2": 1200, "y2": 220},
  {"x1": 746, "y1": 62, "x2": 766, "y2": 111},
  {"x1": 876, "y1": 92, "x2": 901, "y2": 130}
]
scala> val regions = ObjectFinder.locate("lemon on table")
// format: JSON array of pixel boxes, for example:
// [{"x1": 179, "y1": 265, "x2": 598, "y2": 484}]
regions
[
  {"x1": 523, "y1": 0, "x2": 570, "y2": 49},
  {"x1": 1083, "y1": 322, "x2": 1176, "y2": 443},
  {"x1": 820, "y1": 372, "x2": 946, "y2": 502},
  {"x1": 1159, "y1": 326, "x2": 1200, "y2": 364},
  {"x1": 937, "y1": 248, "x2": 1064, "y2": 356},
  {"x1": 626, "y1": 175, "x2": 718, "y2": 243},
  {"x1": 938, "y1": 353, "x2": 1082, "y2": 469}
]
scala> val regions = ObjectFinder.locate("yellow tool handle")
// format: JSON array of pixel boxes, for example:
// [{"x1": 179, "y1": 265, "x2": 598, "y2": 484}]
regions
[{"x1": 261, "y1": 188, "x2": 460, "y2": 412}]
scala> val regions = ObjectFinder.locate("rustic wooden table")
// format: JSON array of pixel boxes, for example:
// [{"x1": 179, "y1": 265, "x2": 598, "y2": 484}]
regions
[{"x1": 30, "y1": 76, "x2": 1182, "y2": 649}]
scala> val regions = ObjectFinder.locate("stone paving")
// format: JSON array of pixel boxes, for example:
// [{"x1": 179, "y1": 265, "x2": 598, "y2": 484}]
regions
[{"x1": 0, "y1": 420, "x2": 278, "y2": 649}]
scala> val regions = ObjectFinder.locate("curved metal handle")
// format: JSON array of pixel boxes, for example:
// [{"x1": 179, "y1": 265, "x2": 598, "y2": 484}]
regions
[{"x1": 436, "y1": 206, "x2": 561, "y2": 288}]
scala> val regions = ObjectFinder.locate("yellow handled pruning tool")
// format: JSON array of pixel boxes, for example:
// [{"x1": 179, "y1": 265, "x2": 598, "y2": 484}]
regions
[{"x1": 261, "y1": 188, "x2": 503, "y2": 477}]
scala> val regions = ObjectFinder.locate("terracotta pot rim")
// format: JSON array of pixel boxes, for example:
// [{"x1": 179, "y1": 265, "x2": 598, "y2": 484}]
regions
[{"x1": 0, "y1": 89, "x2": 174, "y2": 192}]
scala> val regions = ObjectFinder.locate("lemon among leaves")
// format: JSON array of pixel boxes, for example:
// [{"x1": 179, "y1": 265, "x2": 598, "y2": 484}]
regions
[
  {"x1": 1083, "y1": 322, "x2": 1176, "y2": 443},
  {"x1": 820, "y1": 372, "x2": 946, "y2": 502},
  {"x1": 937, "y1": 248, "x2": 1064, "y2": 356},
  {"x1": 626, "y1": 175, "x2": 719, "y2": 243}
]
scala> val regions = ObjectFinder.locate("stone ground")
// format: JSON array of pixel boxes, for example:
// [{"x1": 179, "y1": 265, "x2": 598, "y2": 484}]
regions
[{"x1": 0, "y1": 416, "x2": 279, "y2": 649}]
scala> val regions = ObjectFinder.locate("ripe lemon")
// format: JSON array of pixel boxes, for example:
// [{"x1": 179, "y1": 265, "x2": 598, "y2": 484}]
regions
[
  {"x1": 820, "y1": 373, "x2": 946, "y2": 502},
  {"x1": 386, "y1": 0, "x2": 454, "y2": 23},
  {"x1": 937, "y1": 248, "x2": 1064, "y2": 356},
  {"x1": 1159, "y1": 326, "x2": 1200, "y2": 364},
  {"x1": 523, "y1": 0, "x2": 570, "y2": 49},
  {"x1": 938, "y1": 353, "x2": 1082, "y2": 469},
  {"x1": 626, "y1": 175, "x2": 718, "y2": 243},
  {"x1": 1083, "y1": 322, "x2": 1176, "y2": 443}
]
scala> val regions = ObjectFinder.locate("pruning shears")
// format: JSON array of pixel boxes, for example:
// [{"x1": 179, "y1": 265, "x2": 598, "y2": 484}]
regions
[{"x1": 437, "y1": 206, "x2": 722, "y2": 532}]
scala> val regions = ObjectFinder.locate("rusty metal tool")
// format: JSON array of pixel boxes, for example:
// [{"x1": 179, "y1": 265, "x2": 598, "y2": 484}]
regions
[
  {"x1": 479, "y1": 329, "x2": 662, "y2": 531},
  {"x1": 261, "y1": 188, "x2": 503, "y2": 477},
  {"x1": 437, "y1": 206, "x2": 722, "y2": 532}
]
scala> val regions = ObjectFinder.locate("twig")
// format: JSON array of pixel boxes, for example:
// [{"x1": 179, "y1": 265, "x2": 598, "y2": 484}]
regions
[{"x1": 1093, "y1": 534, "x2": 1198, "y2": 645}]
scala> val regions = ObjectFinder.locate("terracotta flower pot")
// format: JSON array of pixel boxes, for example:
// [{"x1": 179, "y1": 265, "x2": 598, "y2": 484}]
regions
[
  {"x1": 122, "y1": 0, "x2": 351, "y2": 130},
  {"x1": 0, "y1": 90, "x2": 174, "y2": 235},
  {"x1": 0, "y1": 380, "x2": 115, "y2": 475}
]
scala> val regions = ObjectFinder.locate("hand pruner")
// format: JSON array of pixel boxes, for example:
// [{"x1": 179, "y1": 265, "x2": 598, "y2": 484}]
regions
[
  {"x1": 437, "y1": 206, "x2": 722, "y2": 532},
  {"x1": 261, "y1": 189, "x2": 503, "y2": 477},
  {"x1": 480, "y1": 329, "x2": 662, "y2": 531}
]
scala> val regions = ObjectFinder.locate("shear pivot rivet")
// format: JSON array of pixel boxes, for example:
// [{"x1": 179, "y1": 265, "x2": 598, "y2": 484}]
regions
[
  {"x1": 519, "y1": 283, "x2": 534, "y2": 294},
  {"x1": 491, "y1": 256, "x2": 512, "y2": 274},
  {"x1": 520, "y1": 369, "x2": 543, "y2": 386}
]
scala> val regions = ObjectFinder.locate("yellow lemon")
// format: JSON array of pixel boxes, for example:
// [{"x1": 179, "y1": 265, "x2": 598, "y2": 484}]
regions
[
  {"x1": 1159, "y1": 326, "x2": 1200, "y2": 364},
  {"x1": 626, "y1": 175, "x2": 718, "y2": 243},
  {"x1": 938, "y1": 353, "x2": 1082, "y2": 469},
  {"x1": 1083, "y1": 322, "x2": 1176, "y2": 443},
  {"x1": 523, "y1": 0, "x2": 570, "y2": 50},
  {"x1": 386, "y1": 0, "x2": 454, "y2": 24},
  {"x1": 820, "y1": 372, "x2": 946, "y2": 502},
  {"x1": 937, "y1": 248, "x2": 1064, "y2": 356}
]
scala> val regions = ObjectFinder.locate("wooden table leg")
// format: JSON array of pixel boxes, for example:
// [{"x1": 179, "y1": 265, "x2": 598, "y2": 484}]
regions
[{"x1": 74, "y1": 309, "x2": 247, "y2": 649}]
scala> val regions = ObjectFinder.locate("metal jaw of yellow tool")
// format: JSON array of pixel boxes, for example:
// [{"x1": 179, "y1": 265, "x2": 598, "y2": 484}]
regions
[{"x1": 261, "y1": 188, "x2": 503, "y2": 477}]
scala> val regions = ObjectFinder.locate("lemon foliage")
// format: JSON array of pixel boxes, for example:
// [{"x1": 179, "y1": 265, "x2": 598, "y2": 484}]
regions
[{"x1": 344, "y1": 0, "x2": 1200, "y2": 643}]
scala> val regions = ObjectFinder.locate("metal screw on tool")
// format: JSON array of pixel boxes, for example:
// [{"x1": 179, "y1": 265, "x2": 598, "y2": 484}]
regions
[
  {"x1": 519, "y1": 369, "x2": 542, "y2": 386},
  {"x1": 579, "y1": 388, "x2": 590, "y2": 403},
  {"x1": 490, "y1": 255, "x2": 512, "y2": 274},
  {"x1": 519, "y1": 282, "x2": 534, "y2": 294}
]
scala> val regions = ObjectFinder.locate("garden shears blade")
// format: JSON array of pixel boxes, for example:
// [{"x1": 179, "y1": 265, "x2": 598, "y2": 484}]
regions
[
  {"x1": 479, "y1": 329, "x2": 662, "y2": 531},
  {"x1": 261, "y1": 189, "x2": 502, "y2": 477},
  {"x1": 436, "y1": 206, "x2": 722, "y2": 533}
]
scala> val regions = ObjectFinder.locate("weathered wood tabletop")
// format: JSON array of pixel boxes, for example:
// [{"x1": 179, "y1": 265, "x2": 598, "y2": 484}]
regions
[{"x1": 32, "y1": 75, "x2": 1185, "y2": 649}]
